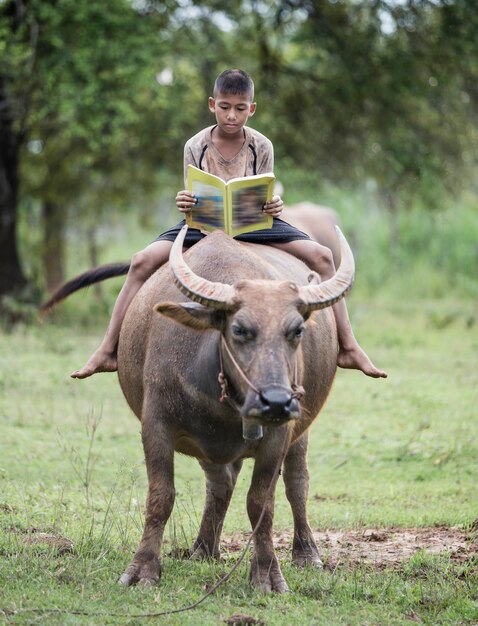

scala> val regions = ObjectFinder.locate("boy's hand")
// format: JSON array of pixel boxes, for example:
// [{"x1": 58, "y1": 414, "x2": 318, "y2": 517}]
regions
[
  {"x1": 176, "y1": 190, "x2": 197, "y2": 213},
  {"x1": 263, "y1": 195, "x2": 284, "y2": 217}
]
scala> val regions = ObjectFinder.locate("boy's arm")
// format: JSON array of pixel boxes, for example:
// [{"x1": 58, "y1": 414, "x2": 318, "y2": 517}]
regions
[
  {"x1": 184, "y1": 141, "x2": 196, "y2": 187},
  {"x1": 256, "y1": 136, "x2": 283, "y2": 216},
  {"x1": 256, "y1": 135, "x2": 274, "y2": 175},
  {"x1": 177, "y1": 136, "x2": 201, "y2": 212}
]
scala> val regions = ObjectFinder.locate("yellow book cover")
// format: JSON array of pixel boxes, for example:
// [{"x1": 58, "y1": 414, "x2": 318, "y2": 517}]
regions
[{"x1": 186, "y1": 165, "x2": 275, "y2": 236}]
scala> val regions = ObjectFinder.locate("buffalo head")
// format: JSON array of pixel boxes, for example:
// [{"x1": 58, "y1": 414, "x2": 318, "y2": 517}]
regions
[{"x1": 155, "y1": 226, "x2": 354, "y2": 439}]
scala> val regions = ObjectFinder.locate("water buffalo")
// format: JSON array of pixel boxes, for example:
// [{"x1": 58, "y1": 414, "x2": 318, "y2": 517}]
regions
[
  {"x1": 114, "y1": 224, "x2": 355, "y2": 592},
  {"x1": 282, "y1": 202, "x2": 341, "y2": 266}
]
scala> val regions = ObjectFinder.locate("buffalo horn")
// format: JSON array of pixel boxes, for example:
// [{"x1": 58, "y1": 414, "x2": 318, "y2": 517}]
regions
[
  {"x1": 297, "y1": 227, "x2": 355, "y2": 312},
  {"x1": 169, "y1": 225, "x2": 236, "y2": 309}
]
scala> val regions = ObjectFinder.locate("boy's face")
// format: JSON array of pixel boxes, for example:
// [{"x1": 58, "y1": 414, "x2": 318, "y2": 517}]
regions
[{"x1": 208, "y1": 91, "x2": 256, "y2": 136}]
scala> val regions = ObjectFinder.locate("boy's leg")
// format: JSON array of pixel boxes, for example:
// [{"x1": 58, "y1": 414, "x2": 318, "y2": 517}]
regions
[
  {"x1": 271, "y1": 239, "x2": 387, "y2": 379},
  {"x1": 71, "y1": 240, "x2": 173, "y2": 379}
]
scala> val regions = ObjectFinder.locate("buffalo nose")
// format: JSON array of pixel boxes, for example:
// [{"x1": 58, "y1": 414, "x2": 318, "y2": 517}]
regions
[{"x1": 259, "y1": 387, "x2": 297, "y2": 421}]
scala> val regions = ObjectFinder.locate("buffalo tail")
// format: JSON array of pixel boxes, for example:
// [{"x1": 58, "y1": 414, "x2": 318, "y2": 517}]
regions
[{"x1": 39, "y1": 262, "x2": 130, "y2": 316}]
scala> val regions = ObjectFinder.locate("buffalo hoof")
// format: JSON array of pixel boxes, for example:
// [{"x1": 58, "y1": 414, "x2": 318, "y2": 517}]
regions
[
  {"x1": 118, "y1": 553, "x2": 161, "y2": 587},
  {"x1": 292, "y1": 545, "x2": 323, "y2": 568},
  {"x1": 190, "y1": 539, "x2": 221, "y2": 561},
  {"x1": 190, "y1": 546, "x2": 220, "y2": 561},
  {"x1": 250, "y1": 557, "x2": 290, "y2": 594}
]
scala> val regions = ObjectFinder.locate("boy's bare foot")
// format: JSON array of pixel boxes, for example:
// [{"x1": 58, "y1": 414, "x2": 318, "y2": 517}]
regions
[
  {"x1": 71, "y1": 349, "x2": 118, "y2": 379},
  {"x1": 337, "y1": 346, "x2": 388, "y2": 378}
]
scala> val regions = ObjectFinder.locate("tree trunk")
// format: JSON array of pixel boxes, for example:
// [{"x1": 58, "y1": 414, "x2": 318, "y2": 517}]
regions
[
  {"x1": 87, "y1": 225, "x2": 103, "y2": 300},
  {"x1": 0, "y1": 76, "x2": 28, "y2": 297},
  {"x1": 42, "y1": 201, "x2": 65, "y2": 292}
]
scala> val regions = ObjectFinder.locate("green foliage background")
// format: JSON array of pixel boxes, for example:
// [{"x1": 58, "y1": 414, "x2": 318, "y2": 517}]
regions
[{"x1": 0, "y1": 0, "x2": 477, "y2": 299}]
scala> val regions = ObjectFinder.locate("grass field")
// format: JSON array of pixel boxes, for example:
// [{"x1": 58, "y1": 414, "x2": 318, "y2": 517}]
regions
[{"x1": 1, "y1": 288, "x2": 477, "y2": 625}]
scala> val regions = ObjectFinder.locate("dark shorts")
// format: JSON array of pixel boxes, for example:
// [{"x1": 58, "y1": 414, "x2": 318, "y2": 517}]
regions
[{"x1": 154, "y1": 218, "x2": 311, "y2": 248}]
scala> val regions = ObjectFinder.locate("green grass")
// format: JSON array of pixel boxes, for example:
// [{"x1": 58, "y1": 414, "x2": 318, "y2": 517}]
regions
[{"x1": 1, "y1": 290, "x2": 477, "y2": 624}]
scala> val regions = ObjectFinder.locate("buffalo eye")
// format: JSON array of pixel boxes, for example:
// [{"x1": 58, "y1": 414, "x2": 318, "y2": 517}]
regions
[
  {"x1": 231, "y1": 323, "x2": 255, "y2": 342},
  {"x1": 288, "y1": 323, "x2": 305, "y2": 342}
]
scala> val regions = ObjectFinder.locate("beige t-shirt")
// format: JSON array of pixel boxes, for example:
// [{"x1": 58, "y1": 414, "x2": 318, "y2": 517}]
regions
[{"x1": 183, "y1": 125, "x2": 274, "y2": 185}]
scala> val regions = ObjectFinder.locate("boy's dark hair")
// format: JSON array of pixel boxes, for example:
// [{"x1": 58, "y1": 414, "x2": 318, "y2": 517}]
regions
[{"x1": 213, "y1": 69, "x2": 254, "y2": 100}]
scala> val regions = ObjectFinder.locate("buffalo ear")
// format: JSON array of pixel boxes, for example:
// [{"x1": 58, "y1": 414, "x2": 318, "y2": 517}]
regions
[{"x1": 154, "y1": 301, "x2": 224, "y2": 331}]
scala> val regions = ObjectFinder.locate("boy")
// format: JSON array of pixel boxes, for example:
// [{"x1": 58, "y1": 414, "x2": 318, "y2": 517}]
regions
[{"x1": 72, "y1": 69, "x2": 386, "y2": 380}]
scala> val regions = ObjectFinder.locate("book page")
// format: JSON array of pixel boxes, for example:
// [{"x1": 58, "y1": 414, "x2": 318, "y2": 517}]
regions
[
  {"x1": 187, "y1": 166, "x2": 226, "y2": 233},
  {"x1": 189, "y1": 181, "x2": 226, "y2": 232},
  {"x1": 228, "y1": 176, "x2": 274, "y2": 237},
  {"x1": 186, "y1": 165, "x2": 274, "y2": 236}
]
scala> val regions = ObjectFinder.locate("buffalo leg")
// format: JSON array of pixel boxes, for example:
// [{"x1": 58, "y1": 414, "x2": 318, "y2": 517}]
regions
[
  {"x1": 190, "y1": 459, "x2": 243, "y2": 560},
  {"x1": 283, "y1": 433, "x2": 322, "y2": 567},
  {"x1": 247, "y1": 432, "x2": 290, "y2": 593},
  {"x1": 119, "y1": 413, "x2": 175, "y2": 586}
]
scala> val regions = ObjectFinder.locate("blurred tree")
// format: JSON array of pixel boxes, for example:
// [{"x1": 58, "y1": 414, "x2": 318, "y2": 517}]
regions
[
  {"x1": 432, "y1": 0, "x2": 478, "y2": 187},
  {"x1": 1, "y1": 0, "x2": 477, "y2": 302},
  {"x1": 358, "y1": 0, "x2": 478, "y2": 241},
  {"x1": 218, "y1": 0, "x2": 477, "y2": 240},
  {"x1": 0, "y1": 0, "x2": 173, "y2": 296},
  {"x1": 0, "y1": 4, "x2": 28, "y2": 297}
]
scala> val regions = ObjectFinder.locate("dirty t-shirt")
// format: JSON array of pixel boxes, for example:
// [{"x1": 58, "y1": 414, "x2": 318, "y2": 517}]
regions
[
  {"x1": 183, "y1": 125, "x2": 274, "y2": 185},
  {"x1": 156, "y1": 124, "x2": 310, "y2": 245}
]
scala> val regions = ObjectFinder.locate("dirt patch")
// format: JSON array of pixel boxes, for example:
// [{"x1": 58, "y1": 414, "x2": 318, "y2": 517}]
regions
[
  {"x1": 222, "y1": 526, "x2": 477, "y2": 569},
  {"x1": 14, "y1": 527, "x2": 74, "y2": 555},
  {"x1": 11, "y1": 525, "x2": 478, "y2": 569}
]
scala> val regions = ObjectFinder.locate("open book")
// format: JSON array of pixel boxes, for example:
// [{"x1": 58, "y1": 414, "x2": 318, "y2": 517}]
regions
[{"x1": 186, "y1": 165, "x2": 275, "y2": 236}]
